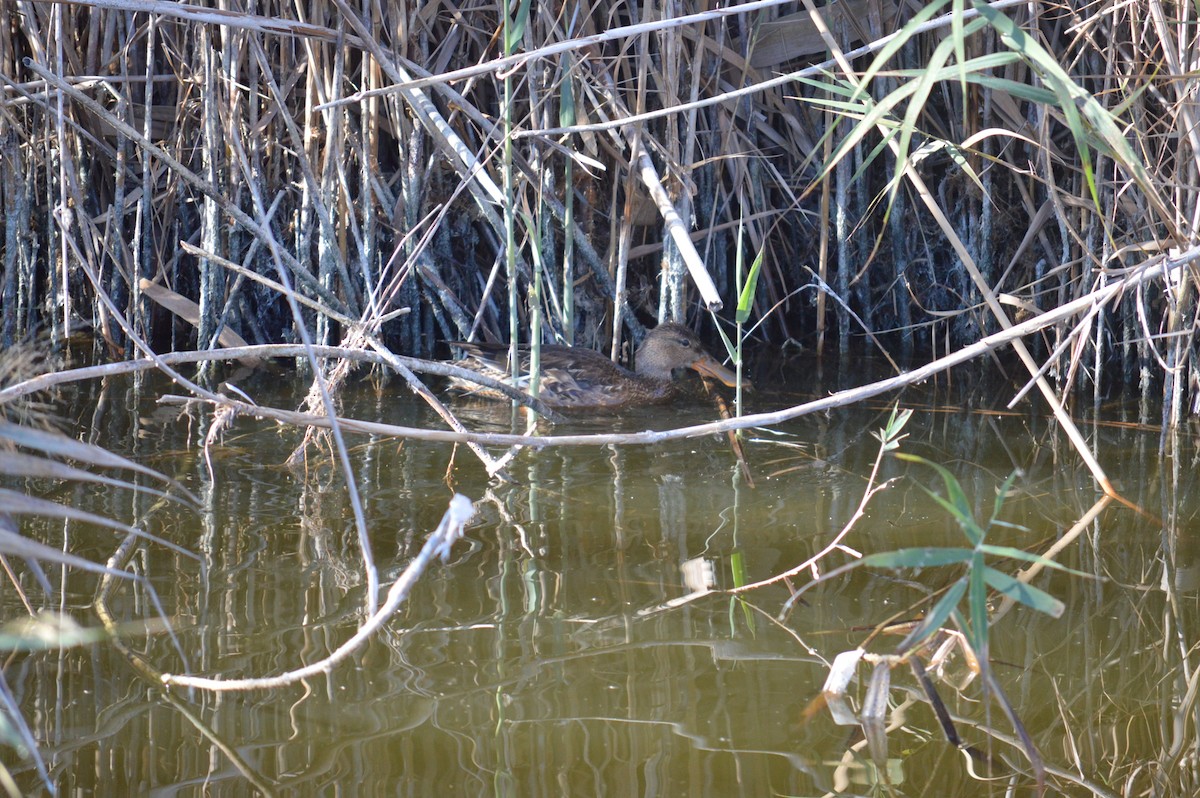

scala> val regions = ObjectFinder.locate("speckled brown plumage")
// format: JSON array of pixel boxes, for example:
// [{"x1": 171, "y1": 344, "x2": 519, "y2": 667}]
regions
[{"x1": 447, "y1": 323, "x2": 738, "y2": 409}]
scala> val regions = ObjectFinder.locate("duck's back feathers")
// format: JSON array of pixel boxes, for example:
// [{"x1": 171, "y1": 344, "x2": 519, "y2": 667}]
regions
[{"x1": 446, "y1": 323, "x2": 736, "y2": 410}]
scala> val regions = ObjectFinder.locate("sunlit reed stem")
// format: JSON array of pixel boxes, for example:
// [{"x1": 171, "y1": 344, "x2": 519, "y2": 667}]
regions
[
  {"x1": 734, "y1": 223, "x2": 744, "y2": 423},
  {"x1": 735, "y1": 324, "x2": 744, "y2": 423},
  {"x1": 131, "y1": 15, "x2": 158, "y2": 352},
  {"x1": 502, "y1": 20, "x2": 520, "y2": 402},
  {"x1": 561, "y1": 56, "x2": 576, "y2": 345},
  {"x1": 529, "y1": 173, "x2": 543, "y2": 407},
  {"x1": 197, "y1": 32, "x2": 220, "y2": 380},
  {"x1": 530, "y1": 258, "x2": 542, "y2": 408},
  {"x1": 734, "y1": 232, "x2": 745, "y2": 426}
]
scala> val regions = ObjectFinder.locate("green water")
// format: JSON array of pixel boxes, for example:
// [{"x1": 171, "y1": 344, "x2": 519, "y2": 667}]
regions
[{"x1": 3, "y1": 358, "x2": 1197, "y2": 796}]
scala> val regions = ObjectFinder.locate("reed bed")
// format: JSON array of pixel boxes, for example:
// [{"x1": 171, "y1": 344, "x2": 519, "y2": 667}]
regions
[{"x1": 0, "y1": 0, "x2": 1197, "y2": 431}]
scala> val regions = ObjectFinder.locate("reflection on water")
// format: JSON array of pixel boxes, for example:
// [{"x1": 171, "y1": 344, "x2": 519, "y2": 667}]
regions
[{"x1": 4, "y1": 358, "x2": 1200, "y2": 796}]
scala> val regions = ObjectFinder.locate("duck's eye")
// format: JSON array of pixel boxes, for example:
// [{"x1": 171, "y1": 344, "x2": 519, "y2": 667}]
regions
[{"x1": 677, "y1": 337, "x2": 693, "y2": 348}]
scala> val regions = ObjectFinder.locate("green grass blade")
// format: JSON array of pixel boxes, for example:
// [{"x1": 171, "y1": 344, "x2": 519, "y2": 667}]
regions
[
  {"x1": 896, "y1": 577, "x2": 967, "y2": 656},
  {"x1": 898, "y1": 454, "x2": 986, "y2": 544},
  {"x1": 983, "y1": 567, "x2": 1065, "y2": 618},
  {"x1": 952, "y1": 0, "x2": 967, "y2": 120},
  {"x1": 988, "y1": 471, "x2": 1019, "y2": 527},
  {"x1": 862, "y1": 547, "x2": 974, "y2": 568},
  {"x1": 505, "y1": 0, "x2": 532, "y2": 53},
  {"x1": 960, "y1": 74, "x2": 1059, "y2": 106},
  {"x1": 978, "y1": 543, "x2": 1093, "y2": 577},
  {"x1": 973, "y1": 0, "x2": 1153, "y2": 212},
  {"x1": 819, "y1": 82, "x2": 921, "y2": 183},
  {"x1": 968, "y1": 552, "x2": 989, "y2": 660},
  {"x1": 736, "y1": 246, "x2": 765, "y2": 324},
  {"x1": 792, "y1": 73, "x2": 862, "y2": 100},
  {"x1": 870, "y1": 405, "x2": 913, "y2": 451},
  {"x1": 559, "y1": 64, "x2": 576, "y2": 127},
  {"x1": 893, "y1": 17, "x2": 991, "y2": 196},
  {"x1": 849, "y1": 0, "x2": 952, "y2": 105}
]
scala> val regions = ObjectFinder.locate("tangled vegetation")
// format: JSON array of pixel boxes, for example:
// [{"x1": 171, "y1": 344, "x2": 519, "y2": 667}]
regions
[
  {"x1": 1, "y1": 0, "x2": 1196, "y2": 416},
  {"x1": 2, "y1": 0, "x2": 1200, "y2": 793}
]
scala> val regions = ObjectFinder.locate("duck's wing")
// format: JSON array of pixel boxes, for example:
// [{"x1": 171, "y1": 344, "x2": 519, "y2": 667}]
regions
[
  {"x1": 448, "y1": 343, "x2": 669, "y2": 407},
  {"x1": 534, "y1": 348, "x2": 640, "y2": 407}
]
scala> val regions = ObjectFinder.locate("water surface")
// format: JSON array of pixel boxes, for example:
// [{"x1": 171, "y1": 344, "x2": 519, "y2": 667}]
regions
[{"x1": 3, "y1": 355, "x2": 1197, "y2": 797}]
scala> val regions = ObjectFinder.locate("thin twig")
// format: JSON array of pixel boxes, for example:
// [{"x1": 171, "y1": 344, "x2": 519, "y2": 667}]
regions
[{"x1": 160, "y1": 494, "x2": 475, "y2": 692}]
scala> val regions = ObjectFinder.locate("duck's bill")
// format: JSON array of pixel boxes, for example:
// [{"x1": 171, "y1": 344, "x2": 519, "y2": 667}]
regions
[{"x1": 689, "y1": 355, "x2": 740, "y2": 388}]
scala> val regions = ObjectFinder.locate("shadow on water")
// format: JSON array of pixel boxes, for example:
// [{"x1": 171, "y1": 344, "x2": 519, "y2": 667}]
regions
[{"x1": 4, "y1": 354, "x2": 1200, "y2": 796}]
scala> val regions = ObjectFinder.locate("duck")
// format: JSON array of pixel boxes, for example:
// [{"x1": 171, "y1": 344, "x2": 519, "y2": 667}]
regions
[{"x1": 447, "y1": 322, "x2": 739, "y2": 409}]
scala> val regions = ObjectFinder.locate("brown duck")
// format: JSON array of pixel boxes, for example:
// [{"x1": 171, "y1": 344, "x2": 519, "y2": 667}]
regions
[{"x1": 447, "y1": 322, "x2": 739, "y2": 409}]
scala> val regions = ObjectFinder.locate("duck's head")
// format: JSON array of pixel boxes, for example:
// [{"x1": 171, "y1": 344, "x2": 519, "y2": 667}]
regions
[{"x1": 635, "y1": 323, "x2": 738, "y2": 386}]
